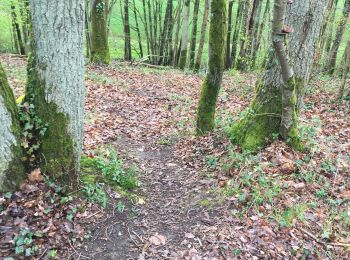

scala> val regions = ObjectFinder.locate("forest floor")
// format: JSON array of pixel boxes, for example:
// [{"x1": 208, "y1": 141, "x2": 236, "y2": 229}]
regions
[{"x1": 0, "y1": 54, "x2": 349, "y2": 259}]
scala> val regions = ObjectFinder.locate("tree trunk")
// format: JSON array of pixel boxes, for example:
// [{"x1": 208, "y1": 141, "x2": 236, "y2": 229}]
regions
[
  {"x1": 325, "y1": 0, "x2": 350, "y2": 74},
  {"x1": 124, "y1": 0, "x2": 132, "y2": 61},
  {"x1": 225, "y1": 0, "x2": 234, "y2": 69},
  {"x1": 141, "y1": 0, "x2": 151, "y2": 57},
  {"x1": 194, "y1": 0, "x2": 209, "y2": 72},
  {"x1": 132, "y1": 0, "x2": 143, "y2": 58},
  {"x1": 178, "y1": 0, "x2": 190, "y2": 70},
  {"x1": 0, "y1": 62, "x2": 26, "y2": 192},
  {"x1": 91, "y1": 0, "x2": 110, "y2": 64},
  {"x1": 322, "y1": 0, "x2": 339, "y2": 60},
  {"x1": 28, "y1": 0, "x2": 85, "y2": 189},
  {"x1": 236, "y1": 0, "x2": 251, "y2": 71},
  {"x1": 247, "y1": 0, "x2": 263, "y2": 69},
  {"x1": 338, "y1": 38, "x2": 350, "y2": 100},
  {"x1": 189, "y1": 0, "x2": 200, "y2": 69},
  {"x1": 197, "y1": 0, "x2": 227, "y2": 134},
  {"x1": 19, "y1": 0, "x2": 30, "y2": 54},
  {"x1": 11, "y1": 2, "x2": 26, "y2": 55},
  {"x1": 173, "y1": 0, "x2": 183, "y2": 66},
  {"x1": 251, "y1": 0, "x2": 271, "y2": 69},
  {"x1": 229, "y1": 0, "x2": 328, "y2": 151},
  {"x1": 158, "y1": 0, "x2": 173, "y2": 65},
  {"x1": 230, "y1": 0, "x2": 244, "y2": 67}
]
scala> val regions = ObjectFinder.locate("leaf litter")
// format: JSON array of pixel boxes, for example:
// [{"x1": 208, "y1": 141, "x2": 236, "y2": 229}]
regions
[{"x1": 0, "y1": 54, "x2": 349, "y2": 259}]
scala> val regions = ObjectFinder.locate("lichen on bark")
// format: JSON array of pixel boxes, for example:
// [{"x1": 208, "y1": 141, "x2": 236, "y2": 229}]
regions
[{"x1": 0, "y1": 62, "x2": 25, "y2": 192}]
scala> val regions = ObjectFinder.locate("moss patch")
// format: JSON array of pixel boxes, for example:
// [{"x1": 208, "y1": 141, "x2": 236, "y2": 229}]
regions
[
  {"x1": 0, "y1": 62, "x2": 26, "y2": 191},
  {"x1": 228, "y1": 80, "x2": 282, "y2": 151},
  {"x1": 25, "y1": 54, "x2": 77, "y2": 189}
]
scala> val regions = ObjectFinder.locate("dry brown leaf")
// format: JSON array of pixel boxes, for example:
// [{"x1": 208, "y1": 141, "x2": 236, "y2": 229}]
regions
[
  {"x1": 28, "y1": 168, "x2": 44, "y2": 182},
  {"x1": 149, "y1": 233, "x2": 167, "y2": 246}
]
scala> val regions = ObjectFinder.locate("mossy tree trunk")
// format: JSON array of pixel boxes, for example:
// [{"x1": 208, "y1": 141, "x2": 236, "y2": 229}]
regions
[
  {"x1": 325, "y1": 0, "x2": 350, "y2": 75},
  {"x1": 0, "y1": 62, "x2": 26, "y2": 192},
  {"x1": 91, "y1": 0, "x2": 110, "y2": 64},
  {"x1": 194, "y1": 0, "x2": 209, "y2": 72},
  {"x1": 229, "y1": 0, "x2": 328, "y2": 151},
  {"x1": 225, "y1": 0, "x2": 234, "y2": 69},
  {"x1": 196, "y1": 0, "x2": 227, "y2": 135},
  {"x1": 189, "y1": 0, "x2": 200, "y2": 69},
  {"x1": 28, "y1": 0, "x2": 85, "y2": 189},
  {"x1": 338, "y1": 38, "x2": 350, "y2": 100},
  {"x1": 11, "y1": 1, "x2": 26, "y2": 55},
  {"x1": 178, "y1": 0, "x2": 190, "y2": 70}
]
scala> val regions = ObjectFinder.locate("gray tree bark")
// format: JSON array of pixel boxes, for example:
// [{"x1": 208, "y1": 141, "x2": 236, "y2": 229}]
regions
[
  {"x1": 179, "y1": 0, "x2": 190, "y2": 70},
  {"x1": 0, "y1": 62, "x2": 25, "y2": 192},
  {"x1": 230, "y1": 0, "x2": 329, "y2": 151},
  {"x1": 28, "y1": 0, "x2": 85, "y2": 188}
]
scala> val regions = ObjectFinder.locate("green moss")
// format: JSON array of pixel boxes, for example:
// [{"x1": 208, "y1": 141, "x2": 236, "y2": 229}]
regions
[
  {"x1": 25, "y1": 54, "x2": 78, "y2": 189},
  {"x1": 0, "y1": 63, "x2": 26, "y2": 191},
  {"x1": 91, "y1": 0, "x2": 110, "y2": 64},
  {"x1": 196, "y1": 0, "x2": 226, "y2": 135},
  {"x1": 228, "y1": 80, "x2": 282, "y2": 151}
]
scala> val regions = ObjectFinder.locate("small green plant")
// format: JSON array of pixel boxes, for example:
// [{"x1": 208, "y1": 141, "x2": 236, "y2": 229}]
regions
[
  {"x1": 14, "y1": 229, "x2": 38, "y2": 257},
  {"x1": 82, "y1": 183, "x2": 108, "y2": 207},
  {"x1": 18, "y1": 97, "x2": 48, "y2": 168},
  {"x1": 47, "y1": 249, "x2": 58, "y2": 259},
  {"x1": 116, "y1": 201, "x2": 126, "y2": 213},
  {"x1": 321, "y1": 158, "x2": 336, "y2": 174},
  {"x1": 206, "y1": 155, "x2": 217, "y2": 169},
  {"x1": 274, "y1": 204, "x2": 308, "y2": 227}
]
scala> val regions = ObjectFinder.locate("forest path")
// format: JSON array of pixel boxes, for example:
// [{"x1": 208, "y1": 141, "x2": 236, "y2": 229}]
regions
[{"x1": 79, "y1": 65, "x2": 228, "y2": 259}]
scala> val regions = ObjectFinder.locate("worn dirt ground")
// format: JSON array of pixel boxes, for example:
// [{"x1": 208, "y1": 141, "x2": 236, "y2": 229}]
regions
[{"x1": 0, "y1": 54, "x2": 349, "y2": 259}]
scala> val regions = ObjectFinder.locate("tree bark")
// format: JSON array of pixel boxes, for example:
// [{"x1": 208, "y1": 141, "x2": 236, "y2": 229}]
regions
[
  {"x1": 225, "y1": 0, "x2": 234, "y2": 69},
  {"x1": 28, "y1": 0, "x2": 85, "y2": 188},
  {"x1": 91, "y1": 0, "x2": 110, "y2": 64},
  {"x1": 230, "y1": 0, "x2": 329, "y2": 151},
  {"x1": 173, "y1": 0, "x2": 183, "y2": 66},
  {"x1": 197, "y1": 0, "x2": 227, "y2": 134},
  {"x1": 230, "y1": 0, "x2": 244, "y2": 67},
  {"x1": 194, "y1": 0, "x2": 209, "y2": 72},
  {"x1": 236, "y1": 0, "x2": 251, "y2": 71},
  {"x1": 338, "y1": 38, "x2": 350, "y2": 100},
  {"x1": 189, "y1": 0, "x2": 201, "y2": 69},
  {"x1": 124, "y1": 0, "x2": 132, "y2": 61},
  {"x1": 0, "y1": 62, "x2": 25, "y2": 192},
  {"x1": 11, "y1": 2, "x2": 26, "y2": 55},
  {"x1": 178, "y1": 0, "x2": 190, "y2": 70},
  {"x1": 325, "y1": 0, "x2": 350, "y2": 75},
  {"x1": 251, "y1": 0, "x2": 271, "y2": 69},
  {"x1": 132, "y1": 0, "x2": 143, "y2": 58}
]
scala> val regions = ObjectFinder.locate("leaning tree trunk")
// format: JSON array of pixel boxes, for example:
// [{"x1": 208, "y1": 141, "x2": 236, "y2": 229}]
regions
[
  {"x1": 178, "y1": 0, "x2": 190, "y2": 70},
  {"x1": 194, "y1": 0, "x2": 209, "y2": 72},
  {"x1": 338, "y1": 38, "x2": 350, "y2": 100},
  {"x1": 229, "y1": 0, "x2": 328, "y2": 151},
  {"x1": 0, "y1": 62, "x2": 25, "y2": 192},
  {"x1": 325, "y1": 0, "x2": 350, "y2": 75},
  {"x1": 27, "y1": 0, "x2": 85, "y2": 188},
  {"x1": 91, "y1": 0, "x2": 110, "y2": 64},
  {"x1": 197, "y1": 0, "x2": 227, "y2": 135}
]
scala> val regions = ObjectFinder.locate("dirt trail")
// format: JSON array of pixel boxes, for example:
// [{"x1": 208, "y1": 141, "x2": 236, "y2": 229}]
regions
[{"x1": 79, "y1": 67, "x2": 215, "y2": 259}]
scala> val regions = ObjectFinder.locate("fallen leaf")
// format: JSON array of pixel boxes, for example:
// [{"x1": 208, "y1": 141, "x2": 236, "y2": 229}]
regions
[
  {"x1": 149, "y1": 234, "x2": 166, "y2": 245},
  {"x1": 28, "y1": 168, "x2": 44, "y2": 182}
]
